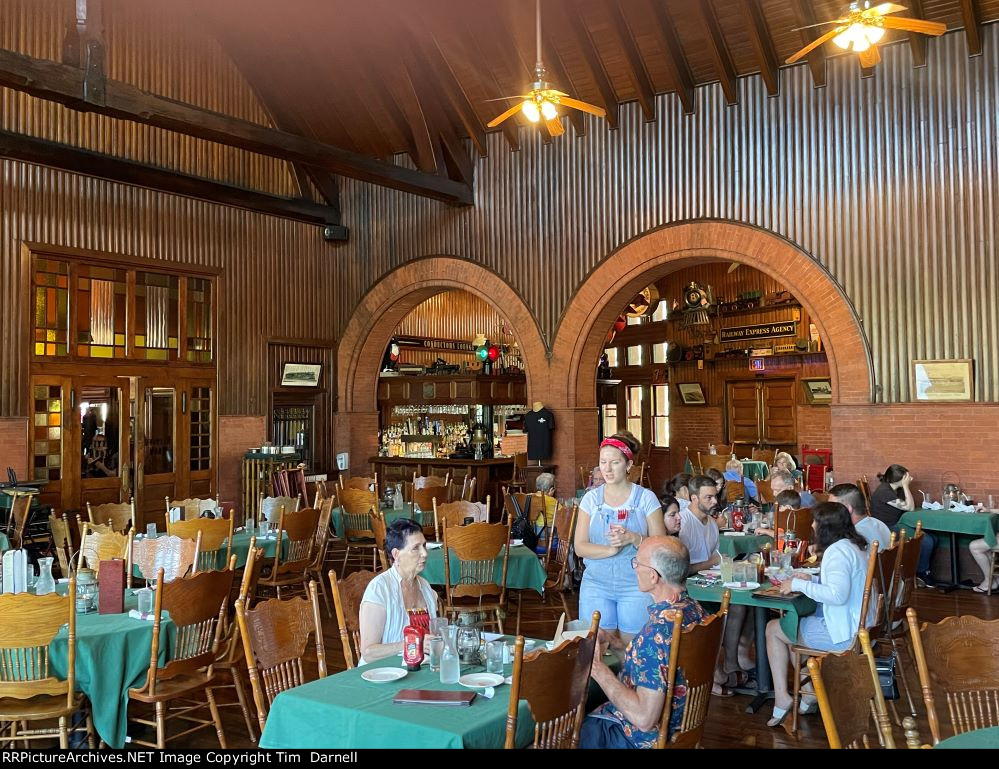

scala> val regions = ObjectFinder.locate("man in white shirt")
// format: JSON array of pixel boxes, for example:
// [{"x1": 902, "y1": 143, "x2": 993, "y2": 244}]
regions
[
  {"x1": 829, "y1": 483, "x2": 891, "y2": 550},
  {"x1": 678, "y1": 476, "x2": 720, "y2": 573}
]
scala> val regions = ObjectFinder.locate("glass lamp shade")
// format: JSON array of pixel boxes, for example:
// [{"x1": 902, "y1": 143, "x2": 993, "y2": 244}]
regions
[
  {"x1": 540, "y1": 100, "x2": 558, "y2": 120},
  {"x1": 521, "y1": 100, "x2": 541, "y2": 123}
]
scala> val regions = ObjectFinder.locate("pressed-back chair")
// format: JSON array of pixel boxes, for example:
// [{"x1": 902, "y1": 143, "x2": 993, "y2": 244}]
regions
[
  {"x1": 78, "y1": 522, "x2": 132, "y2": 576},
  {"x1": 655, "y1": 592, "x2": 731, "y2": 748},
  {"x1": 752, "y1": 448, "x2": 777, "y2": 465},
  {"x1": 906, "y1": 607, "x2": 999, "y2": 744},
  {"x1": 506, "y1": 452, "x2": 528, "y2": 493},
  {"x1": 0, "y1": 579, "x2": 95, "y2": 749},
  {"x1": 412, "y1": 472, "x2": 449, "y2": 491},
  {"x1": 504, "y1": 611, "x2": 600, "y2": 749},
  {"x1": 723, "y1": 480, "x2": 746, "y2": 503},
  {"x1": 49, "y1": 512, "x2": 77, "y2": 578},
  {"x1": 713, "y1": 443, "x2": 733, "y2": 456},
  {"x1": 86, "y1": 499, "x2": 134, "y2": 533},
  {"x1": 131, "y1": 533, "x2": 200, "y2": 586},
  {"x1": 433, "y1": 498, "x2": 489, "y2": 540},
  {"x1": 337, "y1": 487, "x2": 380, "y2": 571},
  {"x1": 257, "y1": 506, "x2": 321, "y2": 600},
  {"x1": 411, "y1": 486, "x2": 448, "y2": 537},
  {"x1": 165, "y1": 496, "x2": 218, "y2": 521},
  {"x1": 539, "y1": 503, "x2": 579, "y2": 621},
  {"x1": 578, "y1": 465, "x2": 590, "y2": 492},
  {"x1": 858, "y1": 475, "x2": 873, "y2": 510},
  {"x1": 329, "y1": 569, "x2": 378, "y2": 669},
  {"x1": 791, "y1": 541, "x2": 880, "y2": 733},
  {"x1": 626, "y1": 461, "x2": 646, "y2": 485},
  {"x1": 7, "y1": 491, "x2": 51, "y2": 553},
  {"x1": 127, "y1": 559, "x2": 237, "y2": 748},
  {"x1": 809, "y1": 628, "x2": 896, "y2": 748},
  {"x1": 167, "y1": 517, "x2": 233, "y2": 572},
  {"x1": 369, "y1": 508, "x2": 389, "y2": 572},
  {"x1": 775, "y1": 506, "x2": 815, "y2": 544},
  {"x1": 305, "y1": 497, "x2": 336, "y2": 614},
  {"x1": 756, "y1": 478, "x2": 776, "y2": 505},
  {"x1": 235, "y1": 581, "x2": 327, "y2": 733},
  {"x1": 258, "y1": 494, "x2": 300, "y2": 526},
  {"x1": 448, "y1": 474, "x2": 475, "y2": 503},
  {"x1": 697, "y1": 453, "x2": 729, "y2": 475},
  {"x1": 441, "y1": 518, "x2": 513, "y2": 632},
  {"x1": 340, "y1": 474, "x2": 378, "y2": 493}
]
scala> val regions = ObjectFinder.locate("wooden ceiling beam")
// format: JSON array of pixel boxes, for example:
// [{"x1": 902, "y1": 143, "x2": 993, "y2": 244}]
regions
[
  {"x1": 557, "y1": 0, "x2": 618, "y2": 129},
  {"x1": 739, "y1": 0, "x2": 779, "y2": 97},
  {"x1": 790, "y1": 0, "x2": 827, "y2": 88},
  {"x1": 906, "y1": 0, "x2": 928, "y2": 67},
  {"x1": 0, "y1": 128, "x2": 345, "y2": 229},
  {"x1": 694, "y1": 0, "x2": 738, "y2": 105},
  {"x1": 645, "y1": 0, "x2": 694, "y2": 114},
  {"x1": 606, "y1": 1, "x2": 656, "y2": 121},
  {"x1": 0, "y1": 46, "x2": 472, "y2": 205},
  {"x1": 542, "y1": 40, "x2": 585, "y2": 136},
  {"x1": 302, "y1": 166, "x2": 342, "y2": 220},
  {"x1": 418, "y1": 36, "x2": 489, "y2": 157},
  {"x1": 958, "y1": 0, "x2": 983, "y2": 56}
]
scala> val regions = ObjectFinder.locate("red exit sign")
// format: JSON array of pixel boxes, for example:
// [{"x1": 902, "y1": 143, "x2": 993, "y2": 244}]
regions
[{"x1": 750, "y1": 358, "x2": 766, "y2": 371}]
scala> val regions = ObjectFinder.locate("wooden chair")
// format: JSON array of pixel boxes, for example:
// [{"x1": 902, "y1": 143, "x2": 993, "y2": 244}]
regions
[
  {"x1": 369, "y1": 508, "x2": 389, "y2": 572},
  {"x1": 235, "y1": 581, "x2": 327, "y2": 734},
  {"x1": 812, "y1": 491, "x2": 830, "y2": 504},
  {"x1": 337, "y1": 487, "x2": 380, "y2": 572},
  {"x1": 167, "y1": 517, "x2": 234, "y2": 573},
  {"x1": 626, "y1": 461, "x2": 646, "y2": 485},
  {"x1": 697, "y1": 453, "x2": 729, "y2": 475},
  {"x1": 539, "y1": 503, "x2": 579, "y2": 620},
  {"x1": 655, "y1": 592, "x2": 731, "y2": 748},
  {"x1": 7, "y1": 491, "x2": 51, "y2": 553},
  {"x1": 49, "y1": 512, "x2": 77, "y2": 578},
  {"x1": 271, "y1": 467, "x2": 307, "y2": 506},
  {"x1": 809, "y1": 628, "x2": 896, "y2": 748},
  {"x1": 340, "y1": 474, "x2": 378, "y2": 493},
  {"x1": 0, "y1": 579, "x2": 95, "y2": 748},
  {"x1": 504, "y1": 611, "x2": 600, "y2": 749},
  {"x1": 165, "y1": 496, "x2": 218, "y2": 521},
  {"x1": 858, "y1": 475, "x2": 872, "y2": 510},
  {"x1": 714, "y1": 443, "x2": 733, "y2": 456},
  {"x1": 907, "y1": 607, "x2": 999, "y2": 744},
  {"x1": 258, "y1": 494, "x2": 300, "y2": 525},
  {"x1": 578, "y1": 465, "x2": 590, "y2": 491},
  {"x1": 411, "y1": 485, "x2": 448, "y2": 532},
  {"x1": 723, "y1": 480, "x2": 746, "y2": 503},
  {"x1": 441, "y1": 519, "x2": 513, "y2": 632},
  {"x1": 413, "y1": 472, "x2": 449, "y2": 490},
  {"x1": 126, "y1": 558, "x2": 237, "y2": 749},
  {"x1": 752, "y1": 448, "x2": 777, "y2": 465},
  {"x1": 257, "y1": 506, "x2": 321, "y2": 600},
  {"x1": 756, "y1": 478, "x2": 776, "y2": 505},
  {"x1": 329, "y1": 569, "x2": 378, "y2": 669},
  {"x1": 86, "y1": 499, "x2": 134, "y2": 533},
  {"x1": 78, "y1": 522, "x2": 132, "y2": 577},
  {"x1": 791, "y1": 541, "x2": 880, "y2": 733},
  {"x1": 305, "y1": 497, "x2": 336, "y2": 614},
  {"x1": 131, "y1": 533, "x2": 199, "y2": 586},
  {"x1": 775, "y1": 507, "x2": 814, "y2": 543},
  {"x1": 505, "y1": 452, "x2": 528, "y2": 493},
  {"x1": 433, "y1": 498, "x2": 489, "y2": 540}
]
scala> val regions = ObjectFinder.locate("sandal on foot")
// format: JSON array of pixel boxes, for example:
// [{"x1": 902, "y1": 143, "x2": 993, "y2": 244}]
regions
[
  {"x1": 767, "y1": 705, "x2": 791, "y2": 728},
  {"x1": 712, "y1": 683, "x2": 735, "y2": 698},
  {"x1": 798, "y1": 698, "x2": 819, "y2": 715}
]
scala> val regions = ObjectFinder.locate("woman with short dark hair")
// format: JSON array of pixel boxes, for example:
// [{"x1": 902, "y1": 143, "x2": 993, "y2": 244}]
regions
[
  {"x1": 870, "y1": 463, "x2": 936, "y2": 585},
  {"x1": 358, "y1": 518, "x2": 438, "y2": 664}
]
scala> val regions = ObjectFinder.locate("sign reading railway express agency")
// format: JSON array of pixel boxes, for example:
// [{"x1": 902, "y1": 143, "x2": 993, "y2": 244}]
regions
[{"x1": 719, "y1": 321, "x2": 797, "y2": 343}]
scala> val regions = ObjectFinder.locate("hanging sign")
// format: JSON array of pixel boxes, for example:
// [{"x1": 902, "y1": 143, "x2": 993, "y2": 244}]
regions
[
  {"x1": 395, "y1": 336, "x2": 476, "y2": 353},
  {"x1": 719, "y1": 321, "x2": 797, "y2": 343},
  {"x1": 750, "y1": 358, "x2": 766, "y2": 372}
]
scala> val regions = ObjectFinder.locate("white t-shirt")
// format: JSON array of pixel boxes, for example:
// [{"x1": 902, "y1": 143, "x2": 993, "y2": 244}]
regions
[
  {"x1": 358, "y1": 566, "x2": 438, "y2": 665},
  {"x1": 854, "y1": 515, "x2": 892, "y2": 550},
  {"x1": 678, "y1": 507, "x2": 719, "y2": 564}
]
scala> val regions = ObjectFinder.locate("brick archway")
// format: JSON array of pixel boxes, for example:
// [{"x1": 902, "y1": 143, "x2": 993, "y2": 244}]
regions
[{"x1": 335, "y1": 256, "x2": 548, "y2": 475}]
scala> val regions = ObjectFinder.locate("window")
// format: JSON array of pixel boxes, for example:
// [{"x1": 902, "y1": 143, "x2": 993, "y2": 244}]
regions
[
  {"x1": 135, "y1": 272, "x2": 179, "y2": 361},
  {"x1": 601, "y1": 404, "x2": 618, "y2": 439},
  {"x1": 33, "y1": 260, "x2": 69, "y2": 357},
  {"x1": 626, "y1": 345, "x2": 643, "y2": 366},
  {"x1": 186, "y1": 277, "x2": 213, "y2": 363},
  {"x1": 604, "y1": 348, "x2": 619, "y2": 367},
  {"x1": 652, "y1": 301, "x2": 668, "y2": 322},
  {"x1": 32, "y1": 384, "x2": 63, "y2": 481},
  {"x1": 652, "y1": 341, "x2": 669, "y2": 364},
  {"x1": 653, "y1": 384, "x2": 670, "y2": 447},
  {"x1": 626, "y1": 386, "x2": 643, "y2": 445},
  {"x1": 189, "y1": 387, "x2": 212, "y2": 471},
  {"x1": 626, "y1": 314, "x2": 642, "y2": 326},
  {"x1": 76, "y1": 265, "x2": 127, "y2": 358}
]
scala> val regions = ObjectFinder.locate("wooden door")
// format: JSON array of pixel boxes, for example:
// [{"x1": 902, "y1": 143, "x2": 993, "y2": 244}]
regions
[
  {"x1": 761, "y1": 380, "x2": 797, "y2": 445},
  {"x1": 727, "y1": 381, "x2": 762, "y2": 444},
  {"x1": 183, "y1": 379, "x2": 216, "y2": 500},
  {"x1": 134, "y1": 380, "x2": 178, "y2": 529}
]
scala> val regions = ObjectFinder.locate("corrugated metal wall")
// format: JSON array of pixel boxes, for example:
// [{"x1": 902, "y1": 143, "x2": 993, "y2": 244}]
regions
[{"x1": 336, "y1": 27, "x2": 999, "y2": 403}]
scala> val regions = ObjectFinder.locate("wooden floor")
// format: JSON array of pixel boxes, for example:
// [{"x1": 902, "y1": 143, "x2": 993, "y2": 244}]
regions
[{"x1": 172, "y1": 563, "x2": 999, "y2": 750}]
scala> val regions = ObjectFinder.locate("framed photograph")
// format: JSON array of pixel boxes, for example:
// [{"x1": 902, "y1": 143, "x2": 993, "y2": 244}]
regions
[
  {"x1": 801, "y1": 377, "x2": 833, "y2": 405},
  {"x1": 676, "y1": 382, "x2": 706, "y2": 405},
  {"x1": 281, "y1": 362, "x2": 322, "y2": 387},
  {"x1": 911, "y1": 359, "x2": 973, "y2": 401}
]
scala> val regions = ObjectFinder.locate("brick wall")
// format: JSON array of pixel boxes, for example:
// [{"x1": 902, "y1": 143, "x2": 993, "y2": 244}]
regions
[
  {"x1": 831, "y1": 404, "x2": 999, "y2": 501},
  {"x1": 0, "y1": 418, "x2": 28, "y2": 480},
  {"x1": 670, "y1": 406, "x2": 726, "y2": 476},
  {"x1": 218, "y1": 416, "x2": 266, "y2": 512},
  {"x1": 796, "y1": 405, "x2": 832, "y2": 456}
]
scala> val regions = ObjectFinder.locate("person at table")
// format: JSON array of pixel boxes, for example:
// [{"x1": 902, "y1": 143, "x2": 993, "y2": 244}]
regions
[
  {"x1": 677, "y1": 476, "x2": 720, "y2": 573},
  {"x1": 705, "y1": 468, "x2": 727, "y2": 508},
  {"x1": 771, "y1": 469, "x2": 816, "y2": 508},
  {"x1": 724, "y1": 458, "x2": 759, "y2": 502},
  {"x1": 358, "y1": 518, "x2": 438, "y2": 664},
  {"x1": 532, "y1": 472, "x2": 559, "y2": 530},
  {"x1": 829, "y1": 483, "x2": 891, "y2": 549},
  {"x1": 870, "y1": 464, "x2": 936, "y2": 587},
  {"x1": 658, "y1": 494, "x2": 681, "y2": 536},
  {"x1": 580, "y1": 536, "x2": 706, "y2": 749},
  {"x1": 968, "y1": 537, "x2": 999, "y2": 594},
  {"x1": 764, "y1": 502, "x2": 872, "y2": 727},
  {"x1": 663, "y1": 473, "x2": 692, "y2": 514},
  {"x1": 755, "y1": 488, "x2": 801, "y2": 538},
  {"x1": 773, "y1": 451, "x2": 803, "y2": 483},
  {"x1": 576, "y1": 434, "x2": 667, "y2": 643}
]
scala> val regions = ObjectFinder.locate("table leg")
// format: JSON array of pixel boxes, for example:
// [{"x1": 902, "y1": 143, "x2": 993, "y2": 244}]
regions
[
  {"x1": 936, "y1": 531, "x2": 960, "y2": 593},
  {"x1": 746, "y1": 605, "x2": 774, "y2": 714}
]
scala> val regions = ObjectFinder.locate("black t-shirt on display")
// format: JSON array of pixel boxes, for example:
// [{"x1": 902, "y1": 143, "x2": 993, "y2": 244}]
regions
[{"x1": 524, "y1": 408, "x2": 555, "y2": 460}]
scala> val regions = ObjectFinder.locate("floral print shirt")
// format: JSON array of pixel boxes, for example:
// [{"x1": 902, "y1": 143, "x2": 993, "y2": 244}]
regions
[{"x1": 591, "y1": 594, "x2": 706, "y2": 748}]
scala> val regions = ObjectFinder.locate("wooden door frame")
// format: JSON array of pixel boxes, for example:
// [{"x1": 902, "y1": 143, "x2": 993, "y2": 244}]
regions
[{"x1": 725, "y1": 376, "x2": 797, "y2": 447}]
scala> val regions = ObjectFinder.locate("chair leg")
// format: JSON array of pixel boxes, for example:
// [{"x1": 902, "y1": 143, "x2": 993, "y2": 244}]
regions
[
  {"x1": 230, "y1": 668, "x2": 257, "y2": 743},
  {"x1": 791, "y1": 651, "x2": 802, "y2": 734},
  {"x1": 560, "y1": 592, "x2": 571, "y2": 621},
  {"x1": 86, "y1": 711, "x2": 96, "y2": 749},
  {"x1": 205, "y1": 687, "x2": 227, "y2": 749},
  {"x1": 316, "y1": 574, "x2": 333, "y2": 617},
  {"x1": 59, "y1": 715, "x2": 68, "y2": 749},
  {"x1": 155, "y1": 702, "x2": 166, "y2": 749},
  {"x1": 342, "y1": 545, "x2": 350, "y2": 575},
  {"x1": 515, "y1": 591, "x2": 522, "y2": 637},
  {"x1": 990, "y1": 551, "x2": 996, "y2": 596}
]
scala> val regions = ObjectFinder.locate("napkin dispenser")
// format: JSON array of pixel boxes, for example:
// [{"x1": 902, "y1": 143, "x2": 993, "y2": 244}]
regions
[{"x1": 1, "y1": 549, "x2": 28, "y2": 594}]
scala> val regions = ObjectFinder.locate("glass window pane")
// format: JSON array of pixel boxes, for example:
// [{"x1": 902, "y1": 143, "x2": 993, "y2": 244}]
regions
[
  {"x1": 626, "y1": 345, "x2": 643, "y2": 366},
  {"x1": 190, "y1": 387, "x2": 212, "y2": 471},
  {"x1": 76, "y1": 265, "x2": 127, "y2": 359},
  {"x1": 81, "y1": 386, "x2": 121, "y2": 479},
  {"x1": 33, "y1": 384, "x2": 63, "y2": 481},
  {"x1": 604, "y1": 348, "x2": 619, "y2": 367},
  {"x1": 186, "y1": 277, "x2": 213, "y2": 363},
  {"x1": 145, "y1": 388, "x2": 175, "y2": 474},
  {"x1": 626, "y1": 386, "x2": 643, "y2": 445},
  {"x1": 135, "y1": 272, "x2": 179, "y2": 361},
  {"x1": 601, "y1": 404, "x2": 618, "y2": 439},
  {"x1": 33, "y1": 259, "x2": 70, "y2": 357},
  {"x1": 626, "y1": 315, "x2": 642, "y2": 326},
  {"x1": 652, "y1": 301, "x2": 668, "y2": 322},
  {"x1": 653, "y1": 385, "x2": 670, "y2": 448},
  {"x1": 652, "y1": 342, "x2": 669, "y2": 364}
]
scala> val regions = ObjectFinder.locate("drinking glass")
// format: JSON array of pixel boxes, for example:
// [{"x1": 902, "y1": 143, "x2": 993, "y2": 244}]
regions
[
  {"x1": 259, "y1": 520, "x2": 271, "y2": 537},
  {"x1": 720, "y1": 554, "x2": 734, "y2": 583},
  {"x1": 486, "y1": 641, "x2": 505, "y2": 674},
  {"x1": 137, "y1": 588, "x2": 154, "y2": 614},
  {"x1": 428, "y1": 637, "x2": 444, "y2": 672},
  {"x1": 146, "y1": 523, "x2": 157, "y2": 538},
  {"x1": 430, "y1": 616, "x2": 449, "y2": 638}
]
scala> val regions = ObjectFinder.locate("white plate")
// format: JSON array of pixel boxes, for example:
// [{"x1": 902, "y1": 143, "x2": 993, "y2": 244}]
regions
[
  {"x1": 510, "y1": 539, "x2": 524, "y2": 547},
  {"x1": 459, "y1": 673, "x2": 505, "y2": 689},
  {"x1": 360, "y1": 668, "x2": 408, "y2": 683},
  {"x1": 426, "y1": 542, "x2": 443, "y2": 549},
  {"x1": 722, "y1": 581, "x2": 761, "y2": 590},
  {"x1": 698, "y1": 569, "x2": 721, "y2": 577}
]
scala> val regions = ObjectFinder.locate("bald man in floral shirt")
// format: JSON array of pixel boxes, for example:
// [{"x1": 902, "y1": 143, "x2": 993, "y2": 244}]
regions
[{"x1": 580, "y1": 536, "x2": 706, "y2": 748}]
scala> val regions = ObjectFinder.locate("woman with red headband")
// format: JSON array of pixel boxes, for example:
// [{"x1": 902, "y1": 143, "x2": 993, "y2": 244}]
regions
[{"x1": 575, "y1": 433, "x2": 666, "y2": 641}]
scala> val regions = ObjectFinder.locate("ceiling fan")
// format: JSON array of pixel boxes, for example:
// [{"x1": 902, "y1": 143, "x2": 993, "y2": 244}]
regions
[
  {"x1": 786, "y1": 2, "x2": 946, "y2": 69},
  {"x1": 486, "y1": 0, "x2": 606, "y2": 137}
]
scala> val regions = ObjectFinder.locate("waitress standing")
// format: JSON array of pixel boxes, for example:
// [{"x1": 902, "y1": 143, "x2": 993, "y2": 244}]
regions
[{"x1": 575, "y1": 434, "x2": 666, "y2": 642}]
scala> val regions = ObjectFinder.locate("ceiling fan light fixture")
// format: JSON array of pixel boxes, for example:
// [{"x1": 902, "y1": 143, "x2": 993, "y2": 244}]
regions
[
  {"x1": 522, "y1": 99, "x2": 541, "y2": 123},
  {"x1": 540, "y1": 99, "x2": 558, "y2": 121}
]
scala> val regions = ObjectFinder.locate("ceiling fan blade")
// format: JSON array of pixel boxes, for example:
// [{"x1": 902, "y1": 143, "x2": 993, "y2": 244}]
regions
[
  {"x1": 558, "y1": 96, "x2": 607, "y2": 118},
  {"x1": 881, "y1": 16, "x2": 946, "y2": 35},
  {"x1": 858, "y1": 45, "x2": 881, "y2": 68},
  {"x1": 483, "y1": 95, "x2": 532, "y2": 102},
  {"x1": 791, "y1": 19, "x2": 847, "y2": 31},
  {"x1": 727, "y1": 262, "x2": 740, "y2": 274},
  {"x1": 546, "y1": 116, "x2": 565, "y2": 136},
  {"x1": 872, "y1": 3, "x2": 907, "y2": 15},
  {"x1": 785, "y1": 26, "x2": 846, "y2": 64},
  {"x1": 487, "y1": 103, "x2": 524, "y2": 128}
]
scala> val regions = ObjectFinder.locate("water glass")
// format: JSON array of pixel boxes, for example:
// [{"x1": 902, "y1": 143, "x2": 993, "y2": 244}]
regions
[
  {"x1": 486, "y1": 641, "x2": 505, "y2": 674},
  {"x1": 428, "y1": 637, "x2": 444, "y2": 672},
  {"x1": 146, "y1": 523, "x2": 157, "y2": 538},
  {"x1": 259, "y1": 520, "x2": 271, "y2": 537},
  {"x1": 430, "y1": 616, "x2": 449, "y2": 638},
  {"x1": 137, "y1": 588, "x2": 154, "y2": 614}
]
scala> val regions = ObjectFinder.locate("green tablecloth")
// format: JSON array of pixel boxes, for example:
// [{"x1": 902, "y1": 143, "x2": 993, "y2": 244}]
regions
[
  {"x1": 49, "y1": 589, "x2": 173, "y2": 749},
  {"x1": 686, "y1": 578, "x2": 815, "y2": 642},
  {"x1": 740, "y1": 460, "x2": 770, "y2": 482},
  {"x1": 423, "y1": 544, "x2": 547, "y2": 593},
  {"x1": 718, "y1": 533, "x2": 773, "y2": 557},
  {"x1": 935, "y1": 725, "x2": 999, "y2": 749},
  {"x1": 899, "y1": 509, "x2": 999, "y2": 549},
  {"x1": 259, "y1": 656, "x2": 538, "y2": 749},
  {"x1": 134, "y1": 529, "x2": 284, "y2": 575},
  {"x1": 330, "y1": 505, "x2": 412, "y2": 538}
]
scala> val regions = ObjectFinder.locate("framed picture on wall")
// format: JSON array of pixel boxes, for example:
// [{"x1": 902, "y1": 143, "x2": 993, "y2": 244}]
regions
[
  {"x1": 801, "y1": 377, "x2": 833, "y2": 405},
  {"x1": 911, "y1": 359, "x2": 973, "y2": 401},
  {"x1": 676, "y1": 382, "x2": 705, "y2": 405},
  {"x1": 281, "y1": 362, "x2": 322, "y2": 387}
]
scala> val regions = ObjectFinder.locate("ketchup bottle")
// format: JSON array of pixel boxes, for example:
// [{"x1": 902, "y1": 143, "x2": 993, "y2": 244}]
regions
[
  {"x1": 403, "y1": 625, "x2": 425, "y2": 672},
  {"x1": 731, "y1": 508, "x2": 744, "y2": 532}
]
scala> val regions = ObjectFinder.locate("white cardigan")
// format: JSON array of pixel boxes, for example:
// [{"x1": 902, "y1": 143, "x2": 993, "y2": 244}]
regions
[
  {"x1": 791, "y1": 539, "x2": 868, "y2": 645},
  {"x1": 358, "y1": 565, "x2": 438, "y2": 665}
]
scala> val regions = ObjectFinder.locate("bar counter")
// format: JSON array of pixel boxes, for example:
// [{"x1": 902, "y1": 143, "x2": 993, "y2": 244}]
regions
[{"x1": 369, "y1": 456, "x2": 514, "y2": 506}]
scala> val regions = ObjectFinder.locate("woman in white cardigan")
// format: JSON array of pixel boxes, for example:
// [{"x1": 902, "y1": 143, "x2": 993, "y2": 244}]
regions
[{"x1": 764, "y1": 501, "x2": 870, "y2": 727}]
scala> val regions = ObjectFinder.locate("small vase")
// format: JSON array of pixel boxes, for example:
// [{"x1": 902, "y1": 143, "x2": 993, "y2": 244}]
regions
[{"x1": 35, "y1": 556, "x2": 56, "y2": 595}]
